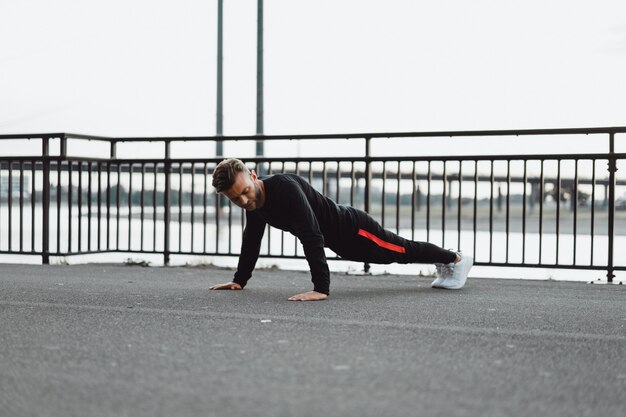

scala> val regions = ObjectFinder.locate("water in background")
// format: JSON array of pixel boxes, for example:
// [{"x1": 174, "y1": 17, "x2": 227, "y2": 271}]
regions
[{"x1": 1, "y1": 206, "x2": 622, "y2": 283}]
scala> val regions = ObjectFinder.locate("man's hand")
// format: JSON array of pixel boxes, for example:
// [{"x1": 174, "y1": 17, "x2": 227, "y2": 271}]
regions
[
  {"x1": 288, "y1": 291, "x2": 328, "y2": 301},
  {"x1": 209, "y1": 282, "x2": 242, "y2": 290}
]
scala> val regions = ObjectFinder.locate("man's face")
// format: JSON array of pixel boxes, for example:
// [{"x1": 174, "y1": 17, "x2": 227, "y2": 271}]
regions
[{"x1": 223, "y1": 171, "x2": 262, "y2": 211}]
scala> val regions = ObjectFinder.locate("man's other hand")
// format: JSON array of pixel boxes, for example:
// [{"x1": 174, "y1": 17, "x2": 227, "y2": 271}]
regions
[
  {"x1": 288, "y1": 291, "x2": 328, "y2": 301},
  {"x1": 209, "y1": 282, "x2": 242, "y2": 290}
]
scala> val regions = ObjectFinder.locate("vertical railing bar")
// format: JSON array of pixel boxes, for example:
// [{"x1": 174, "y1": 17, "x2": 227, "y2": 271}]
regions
[
  {"x1": 78, "y1": 162, "x2": 83, "y2": 252},
  {"x1": 335, "y1": 161, "x2": 341, "y2": 204},
  {"x1": 539, "y1": 160, "x2": 545, "y2": 264},
  {"x1": 590, "y1": 159, "x2": 596, "y2": 266},
  {"x1": 215, "y1": 164, "x2": 220, "y2": 254},
  {"x1": 191, "y1": 162, "x2": 196, "y2": 253},
  {"x1": 556, "y1": 159, "x2": 561, "y2": 265},
  {"x1": 19, "y1": 161, "x2": 24, "y2": 253},
  {"x1": 127, "y1": 163, "x2": 133, "y2": 251},
  {"x1": 606, "y1": 132, "x2": 616, "y2": 282},
  {"x1": 294, "y1": 162, "x2": 301, "y2": 256},
  {"x1": 457, "y1": 160, "x2": 462, "y2": 252},
  {"x1": 116, "y1": 163, "x2": 121, "y2": 251},
  {"x1": 266, "y1": 161, "x2": 273, "y2": 256},
  {"x1": 426, "y1": 161, "x2": 431, "y2": 242},
  {"x1": 411, "y1": 161, "x2": 416, "y2": 241},
  {"x1": 488, "y1": 160, "x2": 494, "y2": 263},
  {"x1": 442, "y1": 161, "x2": 447, "y2": 249},
  {"x1": 106, "y1": 162, "x2": 113, "y2": 252},
  {"x1": 281, "y1": 162, "x2": 286, "y2": 255},
  {"x1": 88, "y1": 162, "x2": 93, "y2": 252},
  {"x1": 42, "y1": 138, "x2": 50, "y2": 264},
  {"x1": 573, "y1": 159, "x2": 579, "y2": 266},
  {"x1": 67, "y1": 162, "x2": 72, "y2": 253},
  {"x1": 203, "y1": 163, "x2": 208, "y2": 254},
  {"x1": 31, "y1": 160, "x2": 36, "y2": 252},
  {"x1": 293, "y1": 162, "x2": 306, "y2": 256},
  {"x1": 106, "y1": 162, "x2": 111, "y2": 251},
  {"x1": 178, "y1": 163, "x2": 184, "y2": 253},
  {"x1": 97, "y1": 162, "x2": 102, "y2": 252},
  {"x1": 44, "y1": 160, "x2": 50, "y2": 253},
  {"x1": 381, "y1": 162, "x2": 387, "y2": 229},
  {"x1": 350, "y1": 161, "x2": 356, "y2": 208},
  {"x1": 92, "y1": 162, "x2": 96, "y2": 252},
  {"x1": 473, "y1": 160, "x2": 478, "y2": 261},
  {"x1": 240, "y1": 198, "x2": 245, "y2": 257},
  {"x1": 59, "y1": 135, "x2": 67, "y2": 255},
  {"x1": 395, "y1": 162, "x2": 401, "y2": 235},
  {"x1": 227, "y1": 164, "x2": 233, "y2": 255},
  {"x1": 140, "y1": 163, "x2": 146, "y2": 252},
  {"x1": 164, "y1": 141, "x2": 171, "y2": 265},
  {"x1": 364, "y1": 137, "x2": 371, "y2": 273},
  {"x1": 8, "y1": 161, "x2": 13, "y2": 251},
  {"x1": 56, "y1": 159, "x2": 62, "y2": 255},
  {"x1": 280, "y1": 162, "x2": 285, "y2": 256},
  {"x1": 153, "y1": 163, "x2": 158, "y2": 252},
  {"x1": 107, "y1": 140, "x2": 114, "y2": 250},
  {"x1": 265, "y1": 161, "x2": 273, "y2": 256},
  {"x1": 322, "y1": 161, "x2": 328, "y2": 196},
  {"x1": 505, "y1": 160, "x2": 511, "y2": 263},
  {"x1": 522, "y1": 160, "x2": 528, "y2": 263},
  {"x1": 108, "y1": 141, "x2": 116, "y2": 252}
]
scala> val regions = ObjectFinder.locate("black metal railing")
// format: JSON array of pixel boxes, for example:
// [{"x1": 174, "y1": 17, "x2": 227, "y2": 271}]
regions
[{"x1": 0, "y1": 128, "x2": 624, "y2": 281}]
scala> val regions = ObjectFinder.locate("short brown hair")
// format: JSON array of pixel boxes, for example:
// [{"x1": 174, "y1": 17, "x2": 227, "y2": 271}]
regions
[{"x1": 212, "y1": 158, "x2": 250, "y2": 193}]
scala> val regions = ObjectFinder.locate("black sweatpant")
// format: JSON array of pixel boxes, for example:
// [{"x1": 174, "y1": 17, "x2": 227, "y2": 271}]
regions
[{"x1": 330, "y1": 208, "x2": 457, "y2": 265}]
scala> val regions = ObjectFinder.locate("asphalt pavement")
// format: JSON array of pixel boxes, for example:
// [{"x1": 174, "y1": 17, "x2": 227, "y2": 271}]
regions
[{"x1": 1, "y1": 263, "x2": 625, "y2": 417}]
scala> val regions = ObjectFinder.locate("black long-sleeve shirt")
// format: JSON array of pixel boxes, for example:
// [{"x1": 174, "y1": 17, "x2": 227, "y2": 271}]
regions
[{"x1": 232, "y1": 173, "x2": 354, "y2": 295}]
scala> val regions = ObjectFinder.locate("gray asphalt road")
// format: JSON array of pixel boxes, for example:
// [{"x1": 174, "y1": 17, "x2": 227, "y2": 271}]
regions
[{"x1": 1, "y1": 264, "x2": 625, "y2": 417}]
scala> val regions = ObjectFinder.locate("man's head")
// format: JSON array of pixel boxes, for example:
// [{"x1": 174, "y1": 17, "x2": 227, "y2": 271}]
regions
[
  {"x1": 212, "y1": 158, "x2": 264, "y2": 211},
  {"x1": 212, "y1": 158, "x2": 250, "y2": 193}
]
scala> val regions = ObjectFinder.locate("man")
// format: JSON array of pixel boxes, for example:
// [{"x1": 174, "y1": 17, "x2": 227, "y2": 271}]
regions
[{"x1": 209, "y1": 158, "x2": 473, "y2": 301}]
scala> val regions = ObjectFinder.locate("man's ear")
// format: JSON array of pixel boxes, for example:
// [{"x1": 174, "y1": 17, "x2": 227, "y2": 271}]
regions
[{"x1": 250, "y1": 170, "x2": 257, "y2": 181}]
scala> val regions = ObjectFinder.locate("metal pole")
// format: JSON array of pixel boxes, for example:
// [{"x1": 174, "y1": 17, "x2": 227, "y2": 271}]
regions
[
  {"x1": 256, "y1": 0, "x2": 264, "y2": 167},
  {"x1": 42, "y1": 138, "x2": 50, "y2": 264},
  {"x1": 363, "y1": 137, "x2": 371, "y2": 273},
  {"x1": 606, "y1": 132, "x2": 616, "y2": 283},
  {"x1": 164, "y1": 141, "x2": 171, "y2": 266},
  {"x1": 216, "y1": 0, "x2": 224, "y2": 157}
]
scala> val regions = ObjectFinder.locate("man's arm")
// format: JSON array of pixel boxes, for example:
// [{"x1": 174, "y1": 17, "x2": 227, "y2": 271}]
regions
[
  {"x1": 210, "y1": 212, "x2": 264, "y2": 291},
  {"x1": 281, "y1": 181, "x2": 331, "y2": 296},
  {"x1": 232, "y1": 211, "x2": 266, "y2": 288}
]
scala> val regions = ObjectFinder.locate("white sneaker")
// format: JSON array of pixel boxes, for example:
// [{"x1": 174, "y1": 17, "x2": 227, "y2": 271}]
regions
[
  {"x1": 433, "y1": 253, "x2": 473, "y2": 290},
  {"x1": 431, "y1": 263, "x2": 453, "y2": 288}
]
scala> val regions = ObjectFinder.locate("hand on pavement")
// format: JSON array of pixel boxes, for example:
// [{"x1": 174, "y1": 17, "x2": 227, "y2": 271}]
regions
[
  {"x1": 288, "y1": 291, "x2": 328, "y2": 301},
  {"x1": 209, "y1": 282, "x2": 242, "y2": 290}
]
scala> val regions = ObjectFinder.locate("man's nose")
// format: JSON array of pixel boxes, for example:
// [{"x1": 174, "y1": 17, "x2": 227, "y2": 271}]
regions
[{"x1": 239, "y1": 196, "x2": 248, "y2": 205}]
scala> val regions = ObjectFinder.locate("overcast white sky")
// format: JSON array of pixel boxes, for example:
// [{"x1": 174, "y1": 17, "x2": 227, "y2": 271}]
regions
[{"x1": 1, "y1": 0, "x2": 626, "y2": 139}]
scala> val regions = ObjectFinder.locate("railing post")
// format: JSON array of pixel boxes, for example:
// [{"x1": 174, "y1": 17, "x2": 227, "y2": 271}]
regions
[
  {"x1": 41, "y1": 137, "x2": 50, "y2": 264},
  {"x1": 58, "y1": 135, "x2": 66, "y2": 255},
  {"x1": 606, "y1": 132, "x2": 617, "y2": 283},
  {"x1": 164, "y1": 140, "x2": 171, "y2": 266},
  {"x1": 363, "y1": 136, "x2": 371, "y2": 273}
]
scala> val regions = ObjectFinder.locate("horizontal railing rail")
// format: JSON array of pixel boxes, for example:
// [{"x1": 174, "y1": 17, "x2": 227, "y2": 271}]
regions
[{"x1": 0, "y1": 127, "x2": 624, "y2": 282}]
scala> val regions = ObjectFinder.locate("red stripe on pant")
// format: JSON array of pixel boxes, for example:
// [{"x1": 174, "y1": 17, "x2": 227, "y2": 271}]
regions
[{"x1": 357, "y1": 228, "x2": 406, "y2": 254}]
